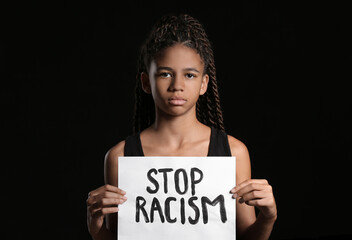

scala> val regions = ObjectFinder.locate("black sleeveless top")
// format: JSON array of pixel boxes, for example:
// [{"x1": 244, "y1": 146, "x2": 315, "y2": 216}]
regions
[{"x1": 124, "y1": 127, "x2": 232, "y2": 156}]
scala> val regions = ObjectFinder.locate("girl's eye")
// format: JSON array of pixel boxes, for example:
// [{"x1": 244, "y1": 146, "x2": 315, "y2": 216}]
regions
[
  {"x1": 160, "y1": 72, "x2": 172, "y2": 78},
  {"x1": 185, "y1": 73, "x2": 195, "y2": 79}
]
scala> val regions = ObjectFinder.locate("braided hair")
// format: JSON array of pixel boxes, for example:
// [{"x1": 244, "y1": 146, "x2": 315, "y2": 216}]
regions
[{"x1": 133, "y1": 14, "x2": 224, "y2": 134}]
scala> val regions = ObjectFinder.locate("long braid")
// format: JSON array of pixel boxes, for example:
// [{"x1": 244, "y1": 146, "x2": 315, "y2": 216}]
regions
[
  {"x1": 133, "y1": 14, "x2": 225, "y2": 134},
  {"x1": 133, "y1": 54, "x2": 155, "y2": 134},
  {"x1": 207, "y1": 57, "x2": 225, "y2": 131},
  {"x1": 188, "y1": 15, "x2": 225, "y2": 131}
]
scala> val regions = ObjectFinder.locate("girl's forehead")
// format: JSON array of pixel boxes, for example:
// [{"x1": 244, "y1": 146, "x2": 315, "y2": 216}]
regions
[{"x1": 153, "y1": 44, "x2": 204, "y2": 68}]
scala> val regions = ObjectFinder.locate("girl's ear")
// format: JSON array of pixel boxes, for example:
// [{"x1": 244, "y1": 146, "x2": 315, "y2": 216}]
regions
[
  {"x1": 200, "y1": 74, "x2": 209, "y2": 95},
  {"x1": 141, "y1": 72, "x2": 152, "y2": 94}
]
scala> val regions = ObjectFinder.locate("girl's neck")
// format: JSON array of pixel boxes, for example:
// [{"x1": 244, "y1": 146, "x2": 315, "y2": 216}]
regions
[
  {"x1": 150, "y1": 107, "x2": 205, "y2": 142},
  {"x1": 140, "y1": 107, "x2": 211, "y2": 153}
]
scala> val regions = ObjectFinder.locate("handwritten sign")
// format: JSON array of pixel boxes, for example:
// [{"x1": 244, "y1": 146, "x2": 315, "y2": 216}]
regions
[{"x1": 118, "y1": 156, "x2": 236, "y2": 240}]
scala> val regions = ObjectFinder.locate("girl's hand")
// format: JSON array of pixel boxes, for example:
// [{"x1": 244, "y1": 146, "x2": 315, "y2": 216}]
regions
[
  {"x1": 230, "y1": 179, "x2": 277, "y2": 220},
  {"x1": 86, "y1": 184, "x2": 127, "y2": 237}
]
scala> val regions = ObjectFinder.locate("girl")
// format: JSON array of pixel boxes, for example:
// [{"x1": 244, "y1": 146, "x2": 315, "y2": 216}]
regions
[{"x1": 86, "y1": 14, "x2": 277, "y2": 240}]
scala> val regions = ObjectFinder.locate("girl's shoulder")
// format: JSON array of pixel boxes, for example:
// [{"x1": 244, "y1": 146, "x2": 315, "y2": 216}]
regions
[
  {"x1": 227, "y1": 134, "x2": 250, "y2": 159},
  {"x1": 104, "y1": 140, "x2": 126, "y2": 185},
  {"x1": 226, "y1": 135, "x2": 251, "y2": 177},
  {"x1": 105, "y1": 140, "x2": 126, "y2": 164}
]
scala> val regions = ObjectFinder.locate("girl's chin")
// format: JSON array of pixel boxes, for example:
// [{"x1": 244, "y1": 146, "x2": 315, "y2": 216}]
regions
[{"x1": 157, "y1": 107, "x2": 193, "y2": 118}]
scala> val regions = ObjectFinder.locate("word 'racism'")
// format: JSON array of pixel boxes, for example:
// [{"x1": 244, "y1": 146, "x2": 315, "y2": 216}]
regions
[{"x1": 135, "y1": 168, "x2": 227, "y2": 225}]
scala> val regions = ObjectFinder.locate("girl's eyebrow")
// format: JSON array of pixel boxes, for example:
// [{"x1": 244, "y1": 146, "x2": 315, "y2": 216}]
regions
[
  {"x1": 157, "y1": 66, "x2": 200, "y2": 73},
  {"x1": 184, "y1": 67, "x2": 200, "y2": 73},
  {"x1": 157, "y1": 66, "x2": 173, "y2": 72}
]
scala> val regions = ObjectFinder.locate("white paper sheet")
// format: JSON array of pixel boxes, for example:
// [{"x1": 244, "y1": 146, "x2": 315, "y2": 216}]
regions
[{"x1": 118, "y1": 156, "x2": 236, "y2": 240}]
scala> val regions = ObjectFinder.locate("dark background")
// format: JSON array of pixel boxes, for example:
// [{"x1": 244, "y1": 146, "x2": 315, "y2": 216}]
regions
[{"x1": 2, "y1": 2, "x2": 351, "y2": 240}]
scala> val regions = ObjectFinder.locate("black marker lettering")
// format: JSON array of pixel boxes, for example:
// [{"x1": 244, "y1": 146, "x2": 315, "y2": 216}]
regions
[
  {"x1": 158, "y1": 168, "x2": 173, "y2": 194},
  {"x1": 165, "y1": 197, "x2": 177, "y2": 223},
  {"x1": 201, "y1": 195, "x2": 227, "y2": 224},
  {"x1": 175, "y1": 169, "x2": 188, "y2": 194},
  {"x1": 190, "y1": 168, "x2": 203, "y2": 196},
  {"x1": 150, "y1": 197, "x2": 165, "y2": 223},
  {"x1": 180, "y1": 197, "x2": 185, "y2": 224},
  {"x1": 188, "y1": 196, "x2": 200, "y2": 224},
  {"x1": 146, "y1": 168, "x2": 159, "y2": 194},
  {"x1": 135, "y1": 196, "x2": 150, "y2": 223}
]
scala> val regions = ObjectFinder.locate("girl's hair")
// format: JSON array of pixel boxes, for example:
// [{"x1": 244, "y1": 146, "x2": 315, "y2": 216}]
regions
[{"x1": 133, "y1": 14, "x2": 224, "y2": 134}]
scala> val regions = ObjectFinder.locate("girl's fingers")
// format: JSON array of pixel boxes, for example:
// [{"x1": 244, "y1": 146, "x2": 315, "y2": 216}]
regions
[
  {"x1": 100, "y1": 191, "x2": 127, "y2": 200},
  {"x1": 88, "y1": 197, "x2": 125, "y2": 216},
  {"x1": 90, "y1": 207, "x2": 119, "y2": 218},
  {"x1": 87, "y1": 192, "x2": 127, "y2": 206},
  {"x1": 243, "y1": 198, "x2": 267, "y2": 207},
  {"x1": 232, "y1": 182, "x2": 271, "y2": 199},
  {"x1": 238, "y1": 190, "x2": 273, "y2": 204},
  {"x1": 230, "y1": 179, "x2": 277, "y2": 220},
  {"x1": 96, "y1": 197, "x2": 123, "y2": 207},
  {"x1": 231, "y1": 179, "x2": 268, "y2": 193},
  {"x1": 238, "y1": 190, "x2": 267, "y2": 203},
  {"x1": 86, "y1": 185, "x2": 128, "y2": 217},
  {"x1": 87, "y1": 193, "x2": 127, "y2": 209},
  {"x1": 87, "y1": 185, "x2": 127, "y2": 204},
  {"x1": 88, "y1": 184, "x2": 126, "y2": 198}
]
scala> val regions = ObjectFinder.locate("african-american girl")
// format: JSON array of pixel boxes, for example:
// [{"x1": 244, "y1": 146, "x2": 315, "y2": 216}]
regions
[{"x1": 87, "y1": 14, "x2": 277, "y2": 240}]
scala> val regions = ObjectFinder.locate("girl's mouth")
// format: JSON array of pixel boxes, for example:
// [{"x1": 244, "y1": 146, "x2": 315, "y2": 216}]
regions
[{"x1": 168, "y1": 97, "x2": 187, "y2": 106}]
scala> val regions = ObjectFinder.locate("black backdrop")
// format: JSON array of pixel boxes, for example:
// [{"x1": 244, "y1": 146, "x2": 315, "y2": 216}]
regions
[{"x1": 2, "y1": 2, "x2": 351, "y2": 240}]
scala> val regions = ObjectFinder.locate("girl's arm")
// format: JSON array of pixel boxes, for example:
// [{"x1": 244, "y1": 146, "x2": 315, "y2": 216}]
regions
[
  {"x1": 86, "y1": 141, "x2": 126, "y2": 240},
  {"x1": 228, "y1": 136, "x2": 277, "y2": 240}
]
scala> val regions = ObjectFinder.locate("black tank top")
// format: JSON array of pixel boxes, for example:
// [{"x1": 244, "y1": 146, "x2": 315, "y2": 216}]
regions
[{"x1": 124, "y1": 127, "x2": 232, "y2": 156}]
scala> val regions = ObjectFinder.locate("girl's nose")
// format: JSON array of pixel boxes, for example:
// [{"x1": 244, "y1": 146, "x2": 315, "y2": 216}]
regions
[{"x1": 168, "y1": 74, "x2": 184, "y2": 92}]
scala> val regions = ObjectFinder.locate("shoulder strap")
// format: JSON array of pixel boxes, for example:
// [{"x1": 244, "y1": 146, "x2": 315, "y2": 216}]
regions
[
  {"x1": 124, "y1": 134, "x2": 144, "y2": 156},
  {"x1": 208, "y1": 127, "x2": 232, "y2": 156}
]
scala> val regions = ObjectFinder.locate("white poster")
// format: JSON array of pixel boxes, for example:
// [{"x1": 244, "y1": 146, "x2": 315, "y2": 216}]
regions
[{"x1": 118, "y1": 156, "x2": 236, "y2": 240}]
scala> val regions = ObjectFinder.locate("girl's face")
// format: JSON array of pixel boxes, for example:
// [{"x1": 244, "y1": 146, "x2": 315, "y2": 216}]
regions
[{"x1": 142, "y1": 44, "x2": 209, "y2": 118}]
